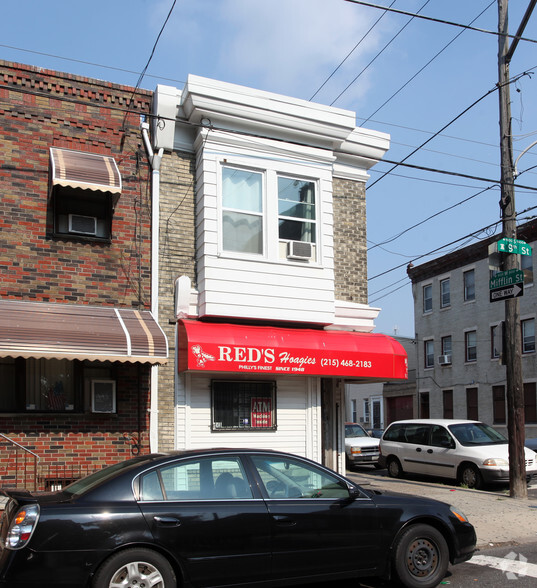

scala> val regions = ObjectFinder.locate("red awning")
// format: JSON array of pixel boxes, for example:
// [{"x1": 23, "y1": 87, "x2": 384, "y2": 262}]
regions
[{"x1": 177, "y1": 319, "x2": 407, "y2": 380}]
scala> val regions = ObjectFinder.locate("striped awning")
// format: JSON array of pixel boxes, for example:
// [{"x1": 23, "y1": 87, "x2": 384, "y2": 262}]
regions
[
  {"x1": 0, "y1": 300, "x2": 168, "y2": 364},
  {"x1": 50, "y1": 148, "x2": 122, "y2": 194}
]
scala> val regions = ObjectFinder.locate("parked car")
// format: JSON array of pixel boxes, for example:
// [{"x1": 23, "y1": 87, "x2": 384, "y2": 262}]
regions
[
  {"x1": 345, "y1": 422, "x2": 382, "y2": 469},
  {"x1": 380, "y1": 419, "x2": 537, "y2": 489},
  {"x1": 367, "y1": 428, "x2": 385, "y2": 439},
  {"x1": 0, "y1": 448, "x2": 476, "y2": 588}
]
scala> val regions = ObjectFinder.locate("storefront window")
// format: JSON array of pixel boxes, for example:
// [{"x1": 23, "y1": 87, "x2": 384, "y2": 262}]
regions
[{"x1": 212, "y1": 380, "x2": 276, "y2": 431}]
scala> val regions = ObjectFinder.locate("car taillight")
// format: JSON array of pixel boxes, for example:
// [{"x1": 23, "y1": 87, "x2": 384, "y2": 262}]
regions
[{"x1": 6, "y1": 504, "x2": 40, "y2": 549}]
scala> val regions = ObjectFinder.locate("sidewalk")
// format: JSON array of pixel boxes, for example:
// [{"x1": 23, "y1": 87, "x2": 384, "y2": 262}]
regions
[{"x1": 347, "y1": 470, "x2": 537, "y2": 548}]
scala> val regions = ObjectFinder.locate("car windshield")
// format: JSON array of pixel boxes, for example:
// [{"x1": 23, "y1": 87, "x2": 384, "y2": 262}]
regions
[
  {"x1": 448, "y1": 422, "x2": 507, "y2": 446},
  {"x1": 345, "y1": 425, "x2": 369, "y2": 438},
  {"x1": 61, "y1": 455, "x2": 154, "y2": 497}
]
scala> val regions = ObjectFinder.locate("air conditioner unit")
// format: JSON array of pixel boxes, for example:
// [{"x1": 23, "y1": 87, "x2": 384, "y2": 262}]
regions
[
  {"x1": 69, "y1": 214, "x2": 97, "y2": 235},
  {"x1": 287, "y1": 240, "x2": 313, "y2": 260},
  {"x1": 438, "y1": 355, "x2": 452, "y2": 366}
]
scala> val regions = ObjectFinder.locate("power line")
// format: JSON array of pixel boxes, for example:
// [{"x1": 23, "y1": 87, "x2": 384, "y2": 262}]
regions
[
  {"x1": 309, "y1": 0, "x2": 397, "y2": 101},
  {"x1": 366, "y1": 68, "x2": 534, "y2": 190},
  {"x1": 330, "y1": 0, "x2": 433, "y2": 106},
  {"x1": 368, "y1": 185, "x2": 498, "y2": 251},
  {"x1": 343, "y1": 0, "x2": 537, "y2": 44},
  {"x1": 362, "y1": 1, "x2": 496, "y2": 123},
  {"x1": 0, "y1": 43, "x2": 186, "y2": 86}
]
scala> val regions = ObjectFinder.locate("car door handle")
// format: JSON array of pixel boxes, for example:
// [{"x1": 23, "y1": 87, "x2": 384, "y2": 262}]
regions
[
  {"x1": 154, "y1": 516, "x2": 181, "y2": 527},
  {"x1": 272, "y1": 515, "x2": 297, "y2": 526}
]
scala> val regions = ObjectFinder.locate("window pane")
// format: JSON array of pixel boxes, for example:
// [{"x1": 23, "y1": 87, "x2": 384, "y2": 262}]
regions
[
  {"x1": 222, "y1": 168, "x2": 262, "y2": 212},
  {"x1": 443, "y1": 390, "x2": 453, "y2": 419},
  {"x1": 440, "y1": 279, "x2": 450, "y2": 307},
  {"x1": 147, "y1": 457, "x2": 252, "y2": 500},
  {"x1": 522, "y1": 253, "x2": 533, "y2": 285},
  {"x1": 464, "y1": 270, "x2": 475, "y2": 301},
  {"x1": 222, "y1": 211, "x2": 263, "y2": 254},
  {"x1": 441, "y1": 336, "x2": 452, "y2": 356},
  {"x1": 252, "y1": 456, "x2": 349, "y2": 499},
  {"x1": 466, "y1": 387, "x2": 478, "y2": 420},
  {"x1": 466, "y1": 331, "x2": 477, "y2": 362},
  {"x1": 0, "y1": 358, "x2": 17, "y2": 411},
  {"x1": 212, "y1": 381, "x2": 276, "y2": 430},
  {"x1": 522, "y1": 319, "x2": 535, "y2": 353},
  {"x1": 423, "y1": 285, "x2": 432, "y2": 312},
  {"x1": 277, "y1": 178, "x2": 315, "y2": 219},
  {"x1": 491, "y1": 324, "x2": 502, "y2": 358},
  {"x1": 425, "y1": 340, "x2": 434, "y2": 368},
  {"x1": 26, "y1": 358, "x2": 74, "y2": 411},
  {"x1": 278, "y1": 219, "x2": 316, "y2": 243},
  {"x1": 524, "y1": 382, "x2": 537, "y2": 424},
  {"x1": 493, "y1": 385, "x2": 506, "y2": 424}
]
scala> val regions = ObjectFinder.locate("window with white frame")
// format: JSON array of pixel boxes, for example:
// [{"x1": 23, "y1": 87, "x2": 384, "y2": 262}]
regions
[
  {"x1": 465, "y1": 331, "x2": 477, "y2": 362},
  {"x1": 440, "y1": 278, "x2": 450, "y2": 308},
  {"x1": 463, "y1": 269, "x2": 475, "y2": 301},
  {"x1": 278, "y1": 176, "x2": 316, "y2": 244},
  {"x1": 363, "y1": 399, "x2": 370, "y2": 423},
  {"x1": 424, "y1": 340, "x2": 434, "y2": 368},
  {"x1": 491, "y1": 323, "x2": 502, "y2": 359},
  {"x1": 222, "y1": 167, "x2": 264, "y2": 255},
  {"x1": 423, "y1": 284, "x2": 432, "y2": 313},
  {"x1": 441, "y1": 336, "x2": 452, "y2": 364},
  {"x1": 522, "y1": 318, "x2": 535, "y2": 354},
  {"x1": 220, "y1": 164, "x2": 317, "y2": 261}
]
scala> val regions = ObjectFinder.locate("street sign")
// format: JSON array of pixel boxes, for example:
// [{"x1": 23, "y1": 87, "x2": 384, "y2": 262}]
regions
[
  {"x1": 496, "y1": 238, "x2": 532, "y2": 256},
  {"x1": 489, "y1": 269, "x2": 524, "y2": 290},
  {"x1": 489, "y1": 283, "x2": 524, "y2": 302}
]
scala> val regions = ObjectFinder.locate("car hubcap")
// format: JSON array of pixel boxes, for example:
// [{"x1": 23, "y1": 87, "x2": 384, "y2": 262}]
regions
[
  {"x1": 463, "y1": 469, "x2": 476, "y2": 486},
  {"x1": 406, "y1": 538, "x2": 438, "y2": 577},
  {"x1": 109, "y1": 561, "x2": 164, "y2": 588}
]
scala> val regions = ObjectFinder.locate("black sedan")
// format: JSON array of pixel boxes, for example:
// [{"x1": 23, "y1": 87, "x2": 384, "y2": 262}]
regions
[{"x1": 0, "y1": 448, "x2": 476, "y2": 588}]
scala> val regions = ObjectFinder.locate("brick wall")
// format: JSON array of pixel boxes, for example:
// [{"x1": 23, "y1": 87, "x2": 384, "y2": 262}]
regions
[
  {"x1": 157, "y1": 151, "x2": 197, "y2": 451},
  {"x1": 0, "y1": 60, "x2": 152, "y2": 307},
  {"x1": 0, "y1": 60, "x2": 155, "y2": 481},
  {"x1": 332, "y1": 177, "x2": 368, "y2": 303}
]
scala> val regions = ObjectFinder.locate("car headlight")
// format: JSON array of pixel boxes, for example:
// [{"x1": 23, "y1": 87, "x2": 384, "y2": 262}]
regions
[
  {"x1": 350, "y1": 447, "x2": 362, "y2": 455},
  {"x1": 482, "y1": 458, "x2": 509, "y2": 467},
  {"x1": 450, "y1": 506, "x2": 469, "y2": 523},
  {"x1": 6, "y1": 504, "x2": 40, "y2": 549}
]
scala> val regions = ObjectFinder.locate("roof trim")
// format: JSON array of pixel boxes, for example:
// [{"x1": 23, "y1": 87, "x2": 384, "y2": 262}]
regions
[
  {"x1": 0, "y1": 300, "x2": 168, "y2": 364},
  {"x1": 50, "y1": 148, "x2": 122, "y2": 194}
]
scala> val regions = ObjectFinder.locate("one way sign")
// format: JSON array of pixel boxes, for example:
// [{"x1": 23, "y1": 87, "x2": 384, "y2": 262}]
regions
[{"x1": 490, "y1": 283, "x2": 524, "y2": 302}]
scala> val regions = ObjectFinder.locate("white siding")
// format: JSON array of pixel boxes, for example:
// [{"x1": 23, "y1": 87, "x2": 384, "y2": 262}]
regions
[{"x1": 175, "y1": 374, "x2": 321, "y2": 460}]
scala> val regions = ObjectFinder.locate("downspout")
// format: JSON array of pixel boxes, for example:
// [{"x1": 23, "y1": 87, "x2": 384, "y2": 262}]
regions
[{"x1": 141, "y1": 121, "x2": 164, "y2": 452}]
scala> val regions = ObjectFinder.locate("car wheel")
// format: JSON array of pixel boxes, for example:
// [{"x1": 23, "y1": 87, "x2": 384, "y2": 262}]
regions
[
  {"x1": 459, "y1": 463, "x2": 483, "y2": 490},
  {"x1": 93, "y1": 548, "x2": 176, "y2": 588},
  {"x1": 387, "y1": 457, "x2": 403, "y2": 478},
  {"x1": 393, "y1": 524, "x2": 449, "y2": 588}
]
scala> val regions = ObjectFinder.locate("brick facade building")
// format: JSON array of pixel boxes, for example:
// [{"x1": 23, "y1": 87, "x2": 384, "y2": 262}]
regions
[{"x1": 0, "y1": 61, "x2": 167, "y2": 489}]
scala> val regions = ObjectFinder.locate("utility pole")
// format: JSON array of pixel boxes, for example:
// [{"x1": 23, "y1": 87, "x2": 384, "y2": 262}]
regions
[{"x1": 497, "y1": 0, "x2": 527, "y2": 499}]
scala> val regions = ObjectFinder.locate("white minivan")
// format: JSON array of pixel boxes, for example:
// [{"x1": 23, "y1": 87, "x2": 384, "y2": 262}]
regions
[{"x1": 379, "y1": 419, "x2": 537, "y2": 489}]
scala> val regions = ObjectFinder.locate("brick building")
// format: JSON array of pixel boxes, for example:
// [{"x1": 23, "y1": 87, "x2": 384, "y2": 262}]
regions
[
  {"x1": 407, "y1": 219, "x2": 537, "y2": 438},
  {"x1": 149, "y1": 76, "x2": 407, "y2": 474},
  {"x1": 0, "y1": 61, "x2": 167, "y2": 489}
]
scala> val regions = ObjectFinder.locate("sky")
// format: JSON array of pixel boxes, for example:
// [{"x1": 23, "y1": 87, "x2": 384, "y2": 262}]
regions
[{"x1": 3, "y1": 0, "x2": 537, "y2": 339}]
